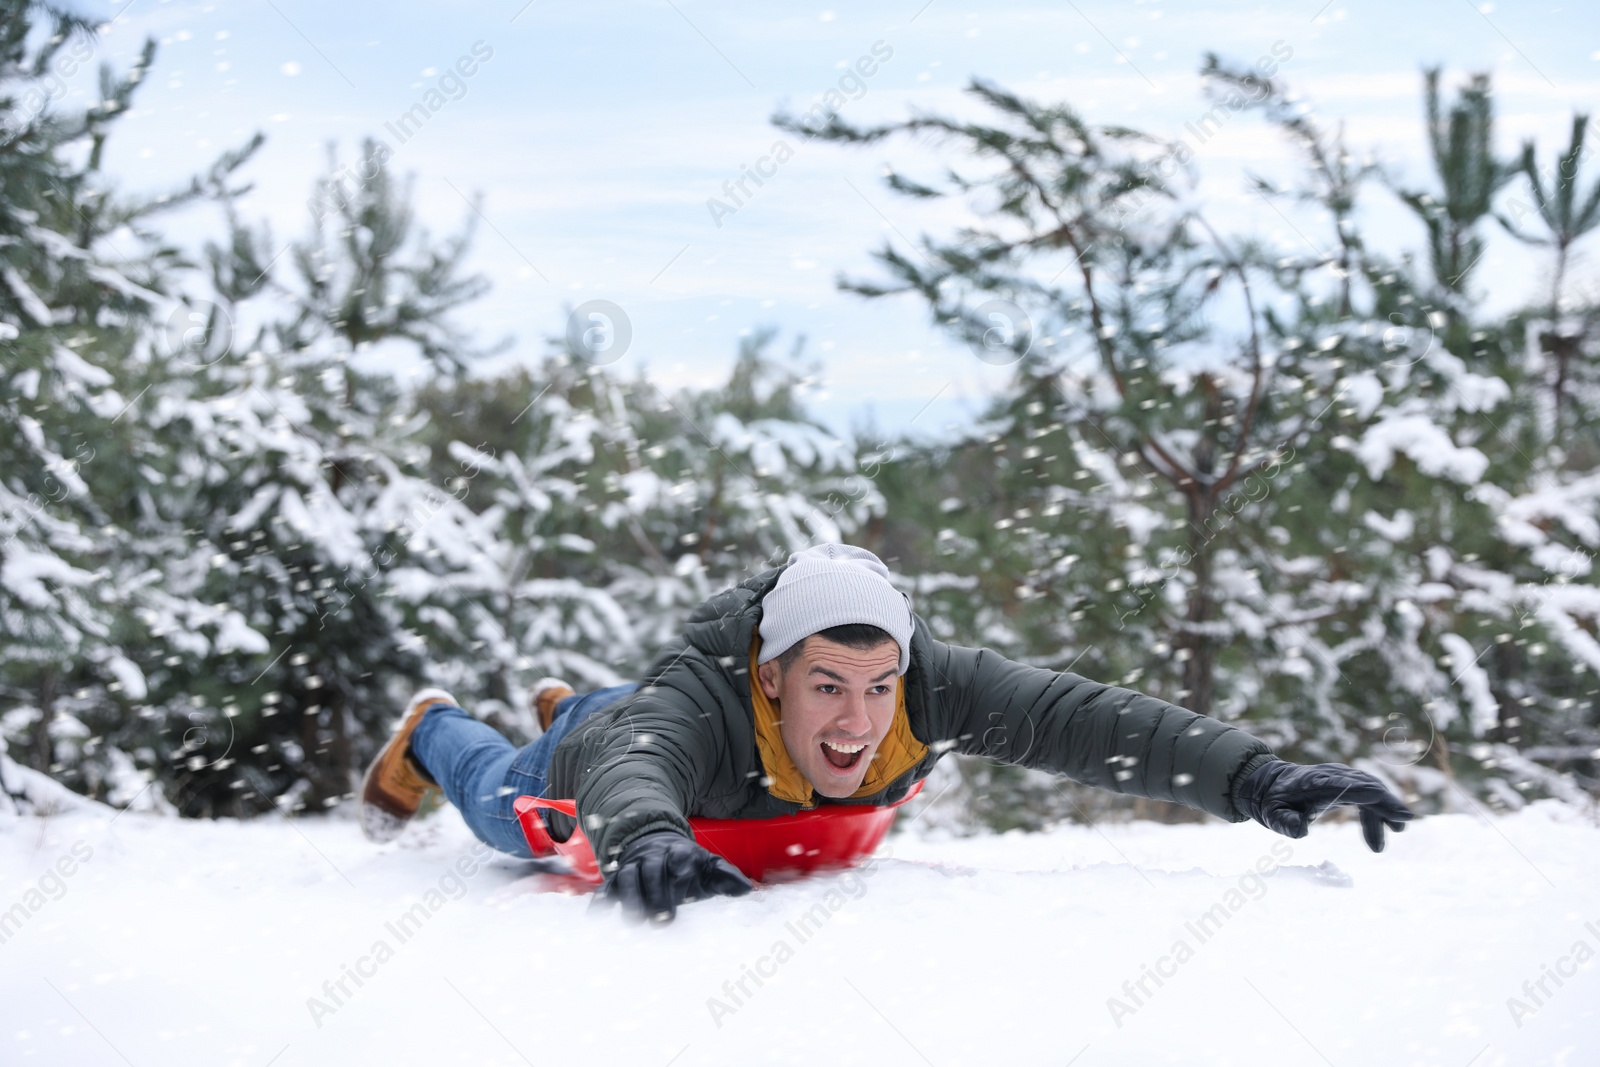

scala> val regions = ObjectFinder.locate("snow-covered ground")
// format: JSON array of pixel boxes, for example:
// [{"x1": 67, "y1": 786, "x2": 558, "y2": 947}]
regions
[{"x1": 3, "y1": 793, "x2": 1597, "y2": 1067}]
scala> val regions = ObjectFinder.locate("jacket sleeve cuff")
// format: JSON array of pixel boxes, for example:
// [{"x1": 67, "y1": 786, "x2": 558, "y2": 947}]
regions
[
  {"x1": 597, "y1": 812, "x2": 695, "y2": 875},
  {"x1": 1226, "y1": 753, "x2": 1283, "y2": 822}
]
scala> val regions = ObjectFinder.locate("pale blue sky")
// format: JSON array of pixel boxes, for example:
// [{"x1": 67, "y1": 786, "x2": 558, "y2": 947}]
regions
[{"x1": 51, "y1": 0, "x2": 1600, "y2": 441}]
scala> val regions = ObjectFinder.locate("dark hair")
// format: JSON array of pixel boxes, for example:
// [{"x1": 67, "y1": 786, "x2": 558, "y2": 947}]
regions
[{"x1": 774, "y1": 623, "x2": 896, "y2": 673}]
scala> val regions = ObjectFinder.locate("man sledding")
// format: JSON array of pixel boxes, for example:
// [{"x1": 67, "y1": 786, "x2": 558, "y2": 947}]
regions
[{"x1": 358, "y1": 542, "x2": 1413, "y2": 922}]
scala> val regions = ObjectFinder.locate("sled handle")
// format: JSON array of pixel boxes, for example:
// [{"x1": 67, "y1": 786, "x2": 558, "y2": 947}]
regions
[
  {"x1": 523, "y1": 797, "x2": 578, "y2": 818},
  {"x1": 514, "y1": 796, "x2": 604, "y2": 882}
]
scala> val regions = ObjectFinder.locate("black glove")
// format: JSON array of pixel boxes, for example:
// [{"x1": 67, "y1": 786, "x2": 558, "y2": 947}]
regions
[
  {"x1": 1234, "y1": 760, "x2": 1414, "y2": 852},
  {"x1": 594, "y1": 830, "x2": 753, "y2": 922}
]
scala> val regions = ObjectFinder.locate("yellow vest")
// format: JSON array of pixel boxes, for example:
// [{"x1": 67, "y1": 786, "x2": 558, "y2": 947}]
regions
[{"x1": 747, "y1": 633, "x2": 928, "y2": 808}]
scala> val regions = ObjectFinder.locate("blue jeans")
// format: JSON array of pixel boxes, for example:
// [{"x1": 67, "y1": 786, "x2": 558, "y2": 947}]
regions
[{"x1": 408, "y1": 683, "x2": 638, "y2": 858}]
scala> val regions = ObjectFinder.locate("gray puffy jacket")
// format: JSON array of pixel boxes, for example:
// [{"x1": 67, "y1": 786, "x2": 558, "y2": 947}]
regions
[{"x1": 545, "y1": 560, "x2": 1278, "y2": 868}]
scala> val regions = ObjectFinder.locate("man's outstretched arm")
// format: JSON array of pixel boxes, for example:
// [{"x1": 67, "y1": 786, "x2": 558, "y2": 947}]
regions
[
  {"x1": 919, "y1": 637, "x2": 1411, "y2": 848},
  {"x1": 551, "y1": 646, "x2": 753, "y2": 920}
]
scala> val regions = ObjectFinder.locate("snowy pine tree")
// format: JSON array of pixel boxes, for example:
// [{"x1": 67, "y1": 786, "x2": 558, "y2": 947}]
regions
[
  {"x1": 0, "y1": 6, "x2": 257, "y2": 812},
  {"x1": 118, "y1": 142, "x2": 513, "y2": 814}
]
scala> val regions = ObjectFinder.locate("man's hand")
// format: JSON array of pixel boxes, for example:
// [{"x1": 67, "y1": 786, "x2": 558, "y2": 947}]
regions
[
  {"x1": 595, "y1": 830, "x2": 753, "y2": 922},
  {"x1": 1235, "y1": 761, "x2": 1414, "y2": 852}
]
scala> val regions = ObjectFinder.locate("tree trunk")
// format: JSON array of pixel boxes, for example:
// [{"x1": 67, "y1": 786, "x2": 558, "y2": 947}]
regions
[
  {"x1": 699, "y1": 459, "x2": 724, "y2": 553},
  {"x1": 1493, "y1": 642, "x2": 1524, "y2": 746},
  {"x1": 1179, "y1": 491, "x2": 1218, "y2": 716},
  {"x1": 1552, "y1": 240, "x2": 1571, "y2": 443},
  {"x1": 329, "y1": 690, "x2": 353, "y2": 800},
  {"x1": 1552, "y1": 241, "x2": 1568, "y2": 317},
  {"x1": 297, "y1": 688, "x2": 349, "y2": 811},
  {"x1": 1539, "y1": 326, "x2": 1579, "y2": 446},
  {"x1": 1177, "y1": 378, "x2": 1223, "y2": 716},
  {"x1": 29, "y1": 670, "x2": 58, "y2": 772}
]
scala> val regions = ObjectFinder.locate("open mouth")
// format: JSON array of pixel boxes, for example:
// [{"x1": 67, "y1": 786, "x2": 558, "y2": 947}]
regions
[{"x1": 820, "y1": 740, "x2": 867, "y2": 772}]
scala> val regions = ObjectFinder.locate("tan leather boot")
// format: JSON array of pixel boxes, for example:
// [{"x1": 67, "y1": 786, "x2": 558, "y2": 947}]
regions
[
  {"x1": 529, "y1": 678, "x2": 575, "y2": 733},
  {"x1": 358, "y1": 687, "x2": 454, "y2": 843}
]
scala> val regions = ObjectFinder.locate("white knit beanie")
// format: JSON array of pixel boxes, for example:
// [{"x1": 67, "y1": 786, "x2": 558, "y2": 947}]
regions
[{"x1": 757, "y1": 543, "x2": 914, "y2": 674}]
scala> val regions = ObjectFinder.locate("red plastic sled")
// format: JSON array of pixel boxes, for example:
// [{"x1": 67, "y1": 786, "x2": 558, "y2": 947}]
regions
[{"x1": 514, "y1": 778, "x2": 924, "y2": 888}]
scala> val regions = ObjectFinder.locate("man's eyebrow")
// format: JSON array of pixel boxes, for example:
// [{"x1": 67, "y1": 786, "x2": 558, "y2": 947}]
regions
[{"x1": 808, "y1": 665, "x2": 897, "y2": 684}]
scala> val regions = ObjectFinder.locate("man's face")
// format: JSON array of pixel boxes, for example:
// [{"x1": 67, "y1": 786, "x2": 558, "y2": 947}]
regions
[{"x1": 756, "y1": 635, "x2": 901, "y2": 798}]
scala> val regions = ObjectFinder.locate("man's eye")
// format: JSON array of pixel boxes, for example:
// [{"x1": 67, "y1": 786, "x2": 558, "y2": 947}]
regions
[{"x1": 818, "y1": 684, "x2": 837, "y2": 693}]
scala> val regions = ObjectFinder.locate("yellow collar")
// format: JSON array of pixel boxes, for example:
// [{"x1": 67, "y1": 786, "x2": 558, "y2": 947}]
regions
[{"x1": 747, "y1": 633, "x2": 927, "y2": 808}]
